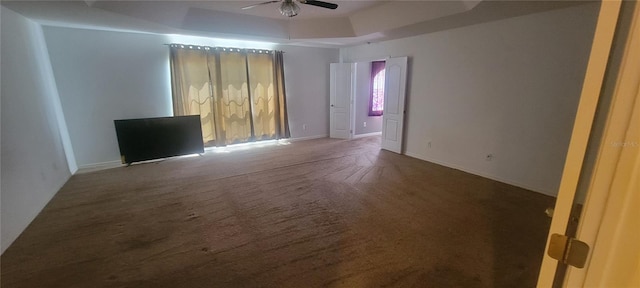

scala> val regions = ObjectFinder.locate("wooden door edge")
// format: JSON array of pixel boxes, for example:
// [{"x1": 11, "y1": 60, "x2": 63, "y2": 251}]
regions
[{"x1": 536, "y1": 1, "x2": 622, "y2": 287}]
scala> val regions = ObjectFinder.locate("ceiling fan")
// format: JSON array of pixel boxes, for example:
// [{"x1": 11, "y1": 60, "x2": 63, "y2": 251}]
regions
[{"x1": 242, "y1": 0, "x2": 338, "y2": 17}]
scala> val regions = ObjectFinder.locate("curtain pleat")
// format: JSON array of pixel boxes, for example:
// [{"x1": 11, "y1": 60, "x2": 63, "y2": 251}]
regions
[
  {"x1": 170, "y1": 45, "x2": 290, "y2": 146},
  {"x1": 273, "y1": 51, "x2": 291, "y2": 139},
  {"x1": 169, "y1": 47, "x2": 216, "y2": 144},
  {"x1": 248, "y1": 53, "x2": 276, "y2": 140},
  {"x1": 219, "y1": 51, "x2": 252, "y2": 144},
  {"x1": 208, "y1": 52, "x2": 226, "y2": 145}
]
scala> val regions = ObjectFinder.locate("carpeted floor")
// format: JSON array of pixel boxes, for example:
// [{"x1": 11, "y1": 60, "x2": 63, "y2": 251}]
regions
[{"x1": 1, "y1": 136, "x2": 554, "y2": 287}]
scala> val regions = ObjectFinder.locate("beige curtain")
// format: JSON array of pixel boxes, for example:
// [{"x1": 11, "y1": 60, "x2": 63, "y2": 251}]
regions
[
  {"x1": 248, "y1": 52, "x2": 275, "y2": 140},
  {"x1": 169, "y1": 47, "x2": 216, "y2": 144},
  {"x1": 273, "y1": 51, "x2": 290, "y2": 139},
  {"x1": 170, "y1": 45, "x2": 290, "y2": 146}
]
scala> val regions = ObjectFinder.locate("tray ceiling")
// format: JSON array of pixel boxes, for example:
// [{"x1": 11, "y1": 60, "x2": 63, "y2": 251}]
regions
[{"x1": 1, "y1": 0, "x2": 588, "y2": 47}]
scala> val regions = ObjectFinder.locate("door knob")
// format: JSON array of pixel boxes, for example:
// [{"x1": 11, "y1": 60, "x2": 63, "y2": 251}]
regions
[{"x1": 331, "y1": 104, "x2": 334, "y2": 107}]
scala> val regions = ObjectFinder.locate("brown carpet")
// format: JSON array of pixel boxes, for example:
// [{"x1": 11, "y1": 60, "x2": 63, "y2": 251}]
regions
[{"x1": 1, "y1": 136, "x2": 554, "y2": 287}]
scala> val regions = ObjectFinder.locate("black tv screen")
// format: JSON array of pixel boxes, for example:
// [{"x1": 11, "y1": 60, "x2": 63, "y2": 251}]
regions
[{"x1": 114, "y1": 116, "x2": 204, "y2": 164}]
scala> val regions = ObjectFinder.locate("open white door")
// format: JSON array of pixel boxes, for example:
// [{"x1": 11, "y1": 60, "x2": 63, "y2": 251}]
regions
[
  {"x1": 381, "y1": 57, "x2": 408, "y2": 153},
  {"x1": 329, "y1": 63, "x2": 353, "y2": 139},
  {"x1": 536, "y1": 1, "x2": 624, "y2": 286}
]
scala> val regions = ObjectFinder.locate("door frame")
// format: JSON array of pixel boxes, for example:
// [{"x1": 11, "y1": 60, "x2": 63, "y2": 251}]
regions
[
  {"x1": 537, "y1": 0, "x2": 640, "y2": 286},
  {"x1": 331, "y1": 58, "x2": 406, "y2": 146},
  {"x1": 565, "y1": 1, "x2": 640, "y2": 286},
  {"x1": 347, "y1": 58, "x2": 389, "y2": 139}
]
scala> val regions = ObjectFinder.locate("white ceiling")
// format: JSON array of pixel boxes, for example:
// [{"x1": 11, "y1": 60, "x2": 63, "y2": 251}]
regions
[{"x1": 1, "y1": 0, "x2": 589, "y2": 47}]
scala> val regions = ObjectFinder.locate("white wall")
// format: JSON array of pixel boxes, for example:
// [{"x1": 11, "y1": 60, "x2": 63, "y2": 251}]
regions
[
  {"x1": 341, "y1": 3, "x2": 599, "y2": 195},
  {"x1": 42, "y1": 26, "x2": 339, "y2": 168},
  {"x1": 280, "y1": 45, "x2": 339, "y2": 139},
  {"x1": 1, "y1": 7, "x2": 72, "y2": 253},
  {"x1": 43, "y1": 27, "x2": 174, "y2": 168},
  {"x1": 353, "y1": 62, "x2": 383, "y2": 135}
]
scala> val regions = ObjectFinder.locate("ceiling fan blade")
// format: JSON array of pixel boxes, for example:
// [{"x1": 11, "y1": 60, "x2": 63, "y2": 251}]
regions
[
  {"x1": 241, "y1": 0, "x2": 281, "y2": 10},
  {"x1": 300, "y1": 0, "x2": 338, "y2": 10}
]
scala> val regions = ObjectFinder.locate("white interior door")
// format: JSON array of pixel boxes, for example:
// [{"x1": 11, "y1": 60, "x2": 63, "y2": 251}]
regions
[
  {"x1": 381, "y1": 57, "x2": 408, "y2": 153},
  {"x1": 329, "y1": 63, "x2": 353, "y2": 139},
  {"x1": 536, "y1": 1, "x2": 623, "y2": 286}
]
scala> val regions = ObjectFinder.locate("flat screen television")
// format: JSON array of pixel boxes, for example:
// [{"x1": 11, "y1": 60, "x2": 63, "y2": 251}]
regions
[{"x1": 114, "y1": 115, "x2": 204, "y2": 164}]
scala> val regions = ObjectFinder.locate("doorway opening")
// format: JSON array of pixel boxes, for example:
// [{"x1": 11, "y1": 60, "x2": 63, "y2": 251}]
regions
[
  {"x1": 354, "y1": 60, "x2": 385, "y2": 139},
  {"x1": 368, "y1": 60, "x2": 386, "y2": 117},
  {"x1": 330, "y1": 57, "x2": 408, "y2": 153}
]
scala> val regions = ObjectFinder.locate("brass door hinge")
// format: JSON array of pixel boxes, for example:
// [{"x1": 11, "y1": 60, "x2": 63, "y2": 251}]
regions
[{"x1": 548, "y1": 233, "x2": 590, "y2": 268}]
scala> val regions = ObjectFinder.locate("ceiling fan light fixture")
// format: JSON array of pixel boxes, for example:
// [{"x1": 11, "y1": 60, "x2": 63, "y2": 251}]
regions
[{"x1": 279, "y1": 1, "x2": 300, "y2": 17}]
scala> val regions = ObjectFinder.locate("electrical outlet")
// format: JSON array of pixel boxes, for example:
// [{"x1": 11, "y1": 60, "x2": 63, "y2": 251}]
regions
[
  {"x1": 486, "y1": 154, "x2": 494, "y2": 161},
  {"x1": 302, "y1": 124, "x2": 307, "y2": 131},
  {"x1": 363, "y1": 122, "x2": 367, "y2": 127}
]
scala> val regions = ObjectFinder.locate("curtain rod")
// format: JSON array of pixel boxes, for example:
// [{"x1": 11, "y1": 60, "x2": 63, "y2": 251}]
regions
[{"x1": 164, "y1": 43, "x2": 283, "y2": 53}]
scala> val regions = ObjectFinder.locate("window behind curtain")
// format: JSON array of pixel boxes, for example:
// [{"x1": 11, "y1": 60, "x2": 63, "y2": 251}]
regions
[{"x1": 369, "y1": 61, "x2": 386, "y2": 116}]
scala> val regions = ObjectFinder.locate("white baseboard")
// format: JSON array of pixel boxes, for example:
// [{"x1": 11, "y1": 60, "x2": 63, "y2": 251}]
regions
[
  {"x1": 404, "y1": 151, "x2": 556, "y2": 197},
  {"x1": 353, "y1": 132, "x2": 382, "y2": 139},
  {"x1": 77, "y1": 160, "x2": 123, "y2": 174},
  {"x1": 288, "y1": 134, "x2": 329, "y2": 142}
]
